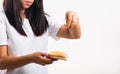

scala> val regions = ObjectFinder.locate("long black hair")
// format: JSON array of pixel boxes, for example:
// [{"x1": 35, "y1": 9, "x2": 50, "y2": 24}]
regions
[{"x1": 3, "y1": 0, "x2": 49, "y2": 36}]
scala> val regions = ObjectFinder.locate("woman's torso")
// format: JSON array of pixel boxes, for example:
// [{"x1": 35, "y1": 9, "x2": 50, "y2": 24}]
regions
[{"x1": 1, "y1": 10, "x2": 48, "y2": 74}]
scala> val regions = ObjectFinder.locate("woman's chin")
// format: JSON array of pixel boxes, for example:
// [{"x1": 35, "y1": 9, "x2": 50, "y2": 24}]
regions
[{"x1": 22, "y1": 5, "x2": 31, "y2": 9}]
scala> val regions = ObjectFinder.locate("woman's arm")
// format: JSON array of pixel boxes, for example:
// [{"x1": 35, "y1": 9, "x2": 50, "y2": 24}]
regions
[
  {"x1": 0, "y1": 45, "x2": 54, "y2": 70},
  {"x1": 57, "y1": 11, "x2": 81, "y2": 39}
]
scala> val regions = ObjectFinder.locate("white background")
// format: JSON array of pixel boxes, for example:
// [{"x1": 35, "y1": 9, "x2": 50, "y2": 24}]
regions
[{"x1": 0, "y1": 0, "x2": 120, "y2": 74}]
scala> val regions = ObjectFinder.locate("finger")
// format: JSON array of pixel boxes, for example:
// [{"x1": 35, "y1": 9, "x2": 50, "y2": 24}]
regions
[
  {"x1": 41, "y1": 52, "x2": 51, "y2": 57},
  {"x1": 66, "y1": 13, "x2": 73, "y2": 28},
  {"x1": 52, "y1": 58, "x2": 58, "y2": 61},
  {"x1": 40, "y1": 62, "x2": 46, "y2": 66},
  {"x1": 41, "y1": 52, "x2": 57, "y2": 62},
  {"x1": 49, "y1": 56, "x2": 58, "y2": 61},
  {"x1": 72, "y1": 14, "x2": 79, "y2": 24},
  {"x1": 38, "y1": 56, "x2": 53, "y2": 65},
  {"x1": 72, "y1": 15, "x2": 77, "y2": 24},
  {"x1": 41, "y1": 56, "x2": 53, "y2": 64}
]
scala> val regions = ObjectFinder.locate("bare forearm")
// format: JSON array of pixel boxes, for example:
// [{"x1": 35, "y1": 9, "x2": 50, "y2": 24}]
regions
[{"x1": 0, "y1": 54, "x2": 34, "y2": 70}]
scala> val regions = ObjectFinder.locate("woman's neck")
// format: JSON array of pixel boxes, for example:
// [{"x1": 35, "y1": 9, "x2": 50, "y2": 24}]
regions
[{"x1": 20, "y1": 10, "x2": 26, "y2": 19}]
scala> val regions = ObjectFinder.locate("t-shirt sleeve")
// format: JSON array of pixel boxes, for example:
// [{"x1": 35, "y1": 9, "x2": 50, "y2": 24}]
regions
[
  {"x1": 0, "y1": 12, "x2": 8, "y2": 45},
  {"x1": 47, "y1": 16, "x2": 62, "y2": 40}
]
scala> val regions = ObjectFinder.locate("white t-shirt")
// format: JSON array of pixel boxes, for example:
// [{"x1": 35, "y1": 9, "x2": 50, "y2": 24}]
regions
[{"x1": 0, "y1": 10, "x2": 62, "y2": 74}]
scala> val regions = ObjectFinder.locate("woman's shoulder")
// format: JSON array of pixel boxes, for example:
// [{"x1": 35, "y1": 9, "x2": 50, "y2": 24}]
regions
[
  {"x1": 0, "y1": 9, "x2": 5, "y2": 16},
  {"x1": 45, "y1": 15, "x2": 56, "y2": 24},
  {"x1": 45, "y1": 15, "x2": 51, "y2": 21},
  {"x1": 0, "y1": 9, "x2": 8, "y2": 22},
  {"x1": 0, "y1": 9, "x2": 6, "y2": 19}
]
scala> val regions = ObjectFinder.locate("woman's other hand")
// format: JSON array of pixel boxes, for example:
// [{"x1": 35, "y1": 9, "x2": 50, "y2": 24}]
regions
[{"x1": 30, "y1": 52, "x2": 58, "y2": 66}]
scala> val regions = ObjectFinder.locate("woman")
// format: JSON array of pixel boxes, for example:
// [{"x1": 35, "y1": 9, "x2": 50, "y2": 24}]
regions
[{"x1": 0, "y1": 0, "x2": 81, "y2": 74}]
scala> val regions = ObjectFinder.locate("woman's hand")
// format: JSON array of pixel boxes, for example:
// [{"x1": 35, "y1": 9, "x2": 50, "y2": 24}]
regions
[
  {"x1": 31, "y1": 52, "x2": 58, "y2": 66},
  {"x1": 56, "y1": 10, "x2": 81, "y2": 39},
  {"x1": 65, "y1": 11, "x2": 79, "y2": 29},
  {"x1": 0, "y1": 46, "x2": 56, "y2": 69}
]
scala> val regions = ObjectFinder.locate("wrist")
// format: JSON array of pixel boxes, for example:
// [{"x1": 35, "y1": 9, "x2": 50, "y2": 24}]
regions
[{"x1": 26, "y1": 54, "x2": 36, "y2": 63}]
